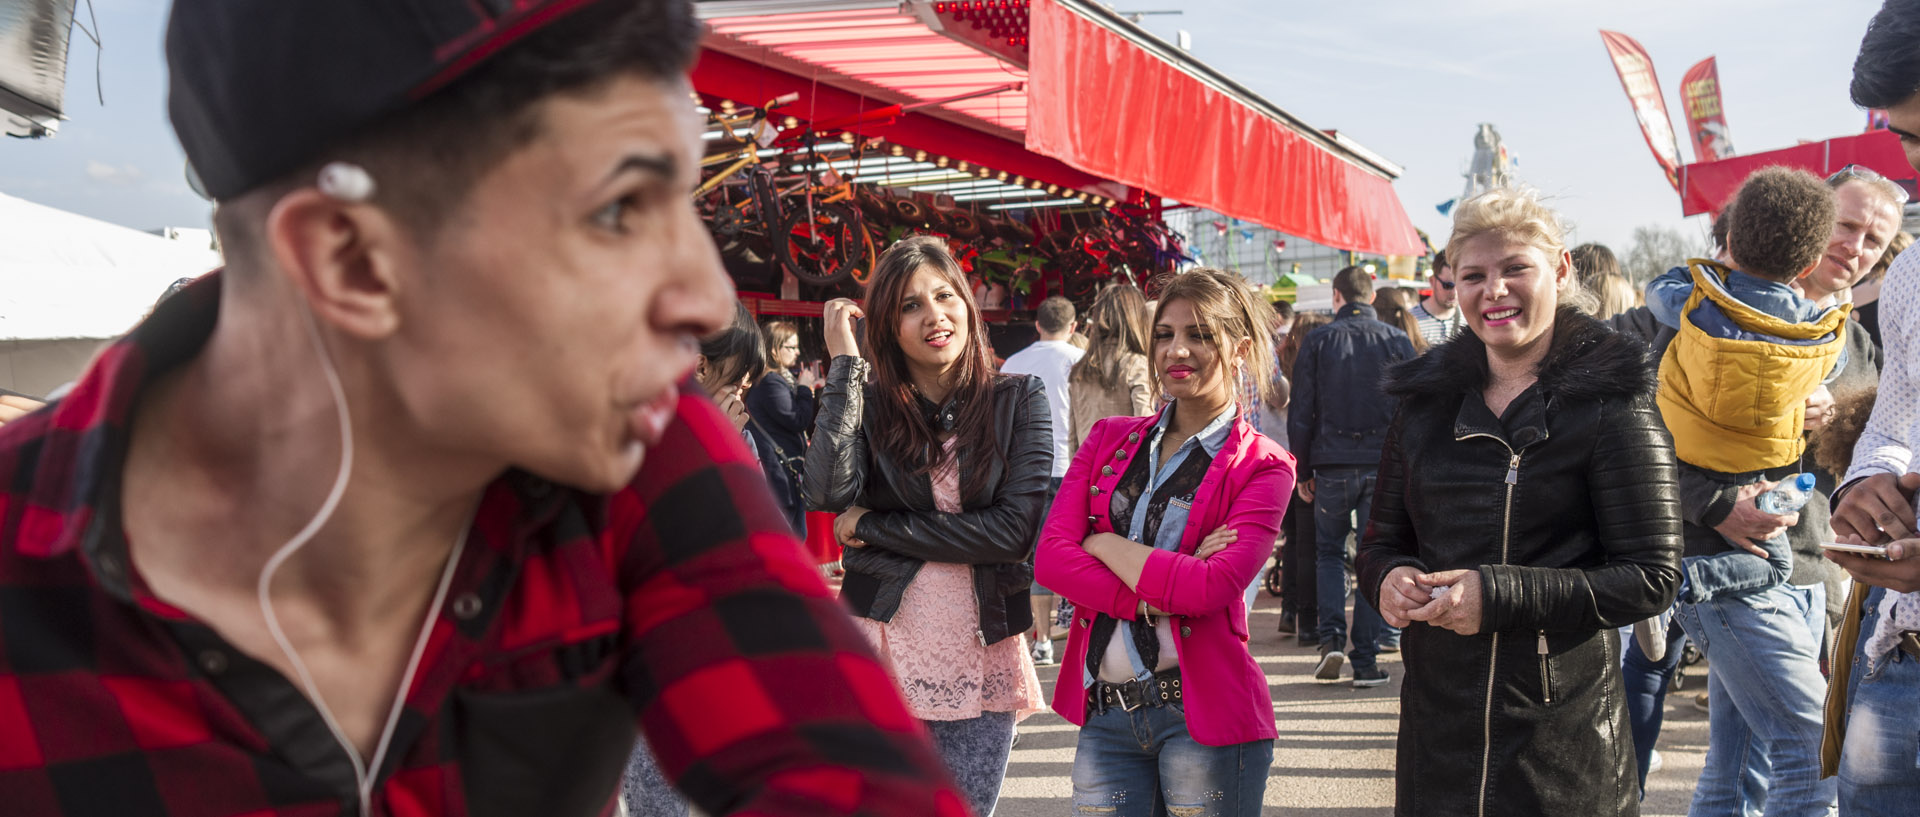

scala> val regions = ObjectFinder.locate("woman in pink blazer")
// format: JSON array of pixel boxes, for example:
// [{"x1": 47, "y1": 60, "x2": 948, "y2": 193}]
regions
[{"x1": 1035, "y1": 268, "x2": 1296, "y2": 817}]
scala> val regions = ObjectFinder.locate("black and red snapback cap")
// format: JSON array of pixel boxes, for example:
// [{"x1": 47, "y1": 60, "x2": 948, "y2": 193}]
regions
[{"x1": 166, "y1": 0, "x2": 616, "y2": 202}]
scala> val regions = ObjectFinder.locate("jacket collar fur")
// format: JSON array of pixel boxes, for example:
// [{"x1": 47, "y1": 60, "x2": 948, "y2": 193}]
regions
[{"x1": 1385, "y1": 306, "x2": 1656, "y2": 404}]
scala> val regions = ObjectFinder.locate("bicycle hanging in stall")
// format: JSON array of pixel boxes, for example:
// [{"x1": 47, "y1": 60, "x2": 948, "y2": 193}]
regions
[{"x1": 696, "y1": 95, "x2": 872, "y2": 289}]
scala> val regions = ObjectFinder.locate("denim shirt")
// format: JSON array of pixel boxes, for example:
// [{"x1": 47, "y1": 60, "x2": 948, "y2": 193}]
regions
[
  {"x1": 1085, "y1": 403, "x2": 1237, "y2": 686},
  {"x1": 1645, "y1": 264, "x2": 1847, "y2": 381}
]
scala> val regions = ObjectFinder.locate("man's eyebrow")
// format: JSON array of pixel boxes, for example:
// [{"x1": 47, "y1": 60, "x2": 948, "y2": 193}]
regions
[{"x1": 600, "y1": 153, "x2": 676, "y2": 186}]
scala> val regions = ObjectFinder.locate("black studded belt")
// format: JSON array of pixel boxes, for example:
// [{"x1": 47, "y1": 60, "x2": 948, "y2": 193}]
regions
[{"x1": 1089, "y1": 668, "x2": 1183, "y2": 713}]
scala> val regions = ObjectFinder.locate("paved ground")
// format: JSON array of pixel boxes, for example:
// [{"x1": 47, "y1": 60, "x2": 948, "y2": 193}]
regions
[{"x1": 996, "y1": 584, "x2": 1711, "y2": 816}]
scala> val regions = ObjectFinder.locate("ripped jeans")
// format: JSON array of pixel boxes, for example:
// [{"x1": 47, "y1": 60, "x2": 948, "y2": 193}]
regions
[{"x1": 1070, "y1": 700, "x2": 1272, "y2": 817}]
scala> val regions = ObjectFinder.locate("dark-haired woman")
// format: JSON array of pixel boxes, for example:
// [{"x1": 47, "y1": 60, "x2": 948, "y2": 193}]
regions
[
  {"x1": 1037, "y1": 268, "x2": 1295, "y2": 817},
  {"x1": 1278, "y1": 312, "x2": 1332, "y2": 641},
  {"x1": 803, "y1": 236, "x2": 1049, "y2": 816},
  {"x1": 626, "y1": 309, "x2": 773, "y2": 817}
]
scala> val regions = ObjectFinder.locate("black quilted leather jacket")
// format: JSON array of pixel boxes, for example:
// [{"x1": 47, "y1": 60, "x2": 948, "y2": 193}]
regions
[
  {"x1": 802, "y1": 355, "x2": 1053, "y2": 646},
  {"x1": 1355, "y1": 308, "x2": 1682, "y2": 817}
]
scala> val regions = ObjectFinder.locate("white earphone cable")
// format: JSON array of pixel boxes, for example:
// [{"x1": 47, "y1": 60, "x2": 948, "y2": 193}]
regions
[{"x1": 257, "y1": 300, "x2": 467, "y2": 815}]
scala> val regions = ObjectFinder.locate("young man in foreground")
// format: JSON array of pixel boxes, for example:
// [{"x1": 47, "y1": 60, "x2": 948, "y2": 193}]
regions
[{"x1": 0, "y1": 2, "x2": 966, "y2": 815}]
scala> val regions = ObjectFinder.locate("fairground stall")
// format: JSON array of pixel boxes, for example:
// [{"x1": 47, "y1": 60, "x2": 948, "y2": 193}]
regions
[{"x1": 691, "y1": 0, "x2": 1425, "y2": 560}]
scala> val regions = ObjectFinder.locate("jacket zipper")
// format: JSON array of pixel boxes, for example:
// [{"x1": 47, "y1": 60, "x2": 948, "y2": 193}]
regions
[
  {"x1": 1537, "y1": 632, "x2": 1552, "y2": 704},
  {"x1": 1457, "y1": 437, "x2": 1521, "y2": 817}
]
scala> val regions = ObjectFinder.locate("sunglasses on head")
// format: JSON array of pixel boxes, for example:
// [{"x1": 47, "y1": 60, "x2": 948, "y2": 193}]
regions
[{"x1": 1828, "y1": 163, "x2": 1913, "y2": 205}]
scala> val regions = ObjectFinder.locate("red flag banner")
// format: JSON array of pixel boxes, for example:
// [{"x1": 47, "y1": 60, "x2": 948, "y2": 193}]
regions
[
  {"x1": 1681, "y1": 57, "x2": 1734, "y2": 162},
  {"x1": 1600, "y1": 31, "x2": 1684, "y2": 191}
]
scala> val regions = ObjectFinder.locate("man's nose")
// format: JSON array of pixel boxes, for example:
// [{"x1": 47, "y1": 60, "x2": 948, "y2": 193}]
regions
[
  {"x1": 1839, "y1": 230, "x2": 1865, "y2": 258},
  {"x1": 655, "y1": 208, "x2": 734, "y2": 339}
]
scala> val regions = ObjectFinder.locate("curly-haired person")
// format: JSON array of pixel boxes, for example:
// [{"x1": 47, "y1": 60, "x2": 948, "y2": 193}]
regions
[{"x1": 1647, "y1": 167, "x2": 1845, "y2": 605}]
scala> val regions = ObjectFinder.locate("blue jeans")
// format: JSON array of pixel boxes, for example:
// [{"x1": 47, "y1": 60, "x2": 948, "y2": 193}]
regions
[
  {"x1": 1071, "y1": 700, "x2": 1273, "y2": 817},
  {"x1": 1681, "y1": 532, "x2": 1793, "y2": 603},
  {"x1": 926, "y1": 712, "x2": 1015, "y2": 817},
  {"x1": 1621, "y1": 617, "x2": 1687, "y2": 797},
  {"x1": 1838, "y1": 586, "x2": 1920, "y2": 815},
  {"x1": 1313, "y1": 467, "x2": 1386, "y2": 668},
  {"x1": 1675, "y1": 582, "x2": 1836, "y2": 817}
]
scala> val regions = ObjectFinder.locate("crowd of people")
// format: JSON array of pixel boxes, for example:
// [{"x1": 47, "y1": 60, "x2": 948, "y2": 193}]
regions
[
  {"x1": 685, "y1": 156, "x2": 1911, "y2": 817},
  {"x1": 10, "y1": 1, "x2": 1920, "y2": 816}
]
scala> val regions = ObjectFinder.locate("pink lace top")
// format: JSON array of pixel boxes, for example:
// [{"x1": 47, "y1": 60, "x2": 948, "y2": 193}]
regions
[{"x1": 853, "y1": 439, "x2": 1046, "y2": 722}]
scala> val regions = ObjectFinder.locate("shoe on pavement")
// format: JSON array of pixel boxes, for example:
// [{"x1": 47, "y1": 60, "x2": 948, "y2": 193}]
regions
[
  {"x1": 1030, "y1": 635, "x2": 1055, "y2": 666},
  {"x1": 1276, "y1": 612, "x2": 1297, "y2": 635},
  {"x1": 1314, "y1": 647, "x2": 1345, "y2": 681},
  {"x1": 1352, "y1": 665, "x2": 1389, "y2": 688},
  {"x1": 1378, "y1": 642, "x2": 1401, "y2": 654},
  {"x1": 1633, "y1": 607, "x2": 1673, "y2": 662},
  {"x1": 1692, "y1": 692, "x2": 1709, "y2": 713},
  {"x1": 1296, "y1": 632, "x2": 1321, "y2": 649},
  {"x1": 1647, "y1": 749, "x2": 1663, "y2": 774}
]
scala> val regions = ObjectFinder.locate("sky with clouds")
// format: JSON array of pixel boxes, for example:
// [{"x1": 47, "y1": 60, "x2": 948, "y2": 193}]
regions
[{"x1": 0, "y1": 0, "x2": 1896, "y2": 254}]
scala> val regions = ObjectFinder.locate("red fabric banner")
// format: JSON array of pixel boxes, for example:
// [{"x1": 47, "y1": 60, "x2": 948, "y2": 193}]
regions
[
  {"x1": 1681, "y1": 57, "x2": 1734, "y2": 163},
  {"x1": 1600, "y1": 31, "x2": 1684, "y2": 191},
  {"x1": 1678, "y1": 129, "x2": 1917, "y2": 216},
  {"x1": 1024, "y1": 0, "x2": 1423, "y2": 256}
]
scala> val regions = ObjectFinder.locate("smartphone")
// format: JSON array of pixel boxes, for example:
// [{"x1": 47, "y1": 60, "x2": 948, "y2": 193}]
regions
[{"x1": 1820, "y1": 541, "x2": 1890, "y2": 558}]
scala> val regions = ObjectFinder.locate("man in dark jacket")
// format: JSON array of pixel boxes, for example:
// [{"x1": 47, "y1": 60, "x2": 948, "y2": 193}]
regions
[{"x1": 1288, "y1": 265, "x2": 1418, "y2": 686}]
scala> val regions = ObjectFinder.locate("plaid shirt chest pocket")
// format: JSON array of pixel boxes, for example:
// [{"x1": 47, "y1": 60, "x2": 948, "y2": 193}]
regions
[{"x1": 450, "y1": 625, "x2": 635, "y2": 817}]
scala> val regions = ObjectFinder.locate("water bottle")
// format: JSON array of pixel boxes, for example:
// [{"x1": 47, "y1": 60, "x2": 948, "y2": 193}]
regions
[{"x1": 1756, "y1": 473, "x2": 1817, "y2": 515}]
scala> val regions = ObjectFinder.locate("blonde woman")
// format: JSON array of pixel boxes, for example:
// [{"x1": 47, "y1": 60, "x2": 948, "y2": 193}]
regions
[
  {"x1": 1067, "y1": 283, "x2": 1155, "y2": 451},
  {"x1": 1356, "y1": 188, "x2": 1681, "y2": 816}
]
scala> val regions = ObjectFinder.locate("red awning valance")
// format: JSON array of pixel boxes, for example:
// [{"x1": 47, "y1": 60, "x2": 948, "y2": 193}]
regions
[
  {"x1": 1024, "y1": 0, "x2": 1425, "y2": 257},
  {"x1": 1679, "y1": 129, "x2": 1919, "y2": 216}
]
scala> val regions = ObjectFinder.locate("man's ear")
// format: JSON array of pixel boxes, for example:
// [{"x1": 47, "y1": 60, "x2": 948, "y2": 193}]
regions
[{"x1": 263, "y1": 187, "x2": 409, "y2": 340}]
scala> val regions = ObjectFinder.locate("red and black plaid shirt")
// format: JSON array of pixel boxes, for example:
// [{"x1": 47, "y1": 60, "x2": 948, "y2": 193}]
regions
[{"x1": 0, "y1": 274, "x2": 969, "y2": 817}]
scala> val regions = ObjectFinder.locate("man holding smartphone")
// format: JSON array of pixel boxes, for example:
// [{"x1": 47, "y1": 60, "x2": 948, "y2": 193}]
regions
[{"x1": 1823, "y1": 4, "x2": 1920, "y2": 813}]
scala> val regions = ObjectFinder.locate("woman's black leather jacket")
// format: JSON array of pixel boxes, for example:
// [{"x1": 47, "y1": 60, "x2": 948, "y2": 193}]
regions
[{"x1": 803, "y1": 355, "x2": 1054, "y2": 645}]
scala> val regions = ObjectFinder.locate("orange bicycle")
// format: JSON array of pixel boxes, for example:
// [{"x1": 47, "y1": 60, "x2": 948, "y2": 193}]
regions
[{"x1": 697, "y1": 97, "x2": 873, "y2": 287}]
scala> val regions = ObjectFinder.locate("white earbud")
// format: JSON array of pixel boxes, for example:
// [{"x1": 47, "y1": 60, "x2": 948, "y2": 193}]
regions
[{"x1": 316, "y1": 161, "x2": 376, "y2": 202}]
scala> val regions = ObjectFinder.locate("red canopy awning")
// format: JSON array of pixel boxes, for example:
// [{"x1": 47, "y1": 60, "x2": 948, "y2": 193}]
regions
[
  {"x1": 1679, "y1": 129, "x2": 1919, "y2": 216},
  {"x1": 695, "y1": 0, "x2": 1423, "y2": 256},
  {"x1": 1024, "y1": 0, "x2": 1424, "y2": 257}
]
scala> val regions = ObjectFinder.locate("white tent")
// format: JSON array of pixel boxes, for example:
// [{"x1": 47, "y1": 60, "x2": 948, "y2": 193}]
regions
[{"x1": 0, "y1": 192, "x2": 222, "y2": 396}]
